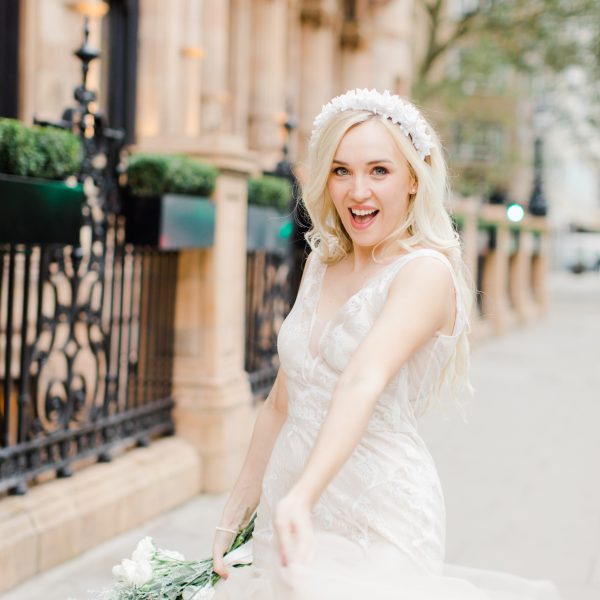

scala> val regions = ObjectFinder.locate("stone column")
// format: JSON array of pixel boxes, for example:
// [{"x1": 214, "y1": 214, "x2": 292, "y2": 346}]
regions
[
  {"x1": 340, "y1": 7, "x2": 372, "y2": 92},
  {"x1": 248, "y1": 0, "x2": 288, "y2": 164},
  {"x1": 508, "y1": 228, "x2": 537, "y2": 324},
  {"x1": 19, "y1": 0, "x2": 94, "y2": 123},
  {"x1": 229, "y1": 0, "x2": 252, "y2": 140},
  {"x1": 480, "y1": 206, "x2": 511, "y2": 336},
  {"x1": 173, "y1": 145, "x2": 257, "y2": 493},
  {"x1": 452, "y1": 196, "x2": 479, "y2": 283},
  {"x1": 200, "y1": 0, "x2": 231, "y2": 134},
  {"x1": 182, "y1": 0, "x2": 203, "y2": 138},
  {"x1": 136, "y1": 0, "x2": 166, "y2": 138},
  {"x1": 531, "y1": 221, "x2": 550, "y2": 315},
  {"x1": 298, "y1": 1, "x2": 338, "y2": 149},
  {"x1": 370, "y1": 0, "x2": 414, "y2": 93},
  {"x1": 163, "y1": 0, "x2": 185, "y2": 136}
]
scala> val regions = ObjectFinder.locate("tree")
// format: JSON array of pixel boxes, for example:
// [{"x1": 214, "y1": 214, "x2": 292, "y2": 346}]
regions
[
  {"x1": 412, "y1": 0, "x2": 600, "y2": 198},
  {"x1": 414, "y1": 0, "x2": 599, "y2": 102}
]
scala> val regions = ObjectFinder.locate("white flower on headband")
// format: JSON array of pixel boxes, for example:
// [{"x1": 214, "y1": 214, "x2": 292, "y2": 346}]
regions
[{"x1": 310, "y1": 88, "x2": 434, "y2": 160}]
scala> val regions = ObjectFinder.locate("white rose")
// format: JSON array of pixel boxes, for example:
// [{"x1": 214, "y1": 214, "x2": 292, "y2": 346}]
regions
[
  {"x1": 112, "y1": 558, "x2": 153, "y2": 586},
  {"x1": 160, "y1": 548, "x2": 185, "y2": 561},
  {"x1": 131, "y1": 536, "x2": 155, "y2": 562}
]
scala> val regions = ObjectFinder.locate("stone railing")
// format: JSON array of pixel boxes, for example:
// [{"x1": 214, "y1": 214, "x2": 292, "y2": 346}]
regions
[{"x1": 451, "y1": 197, "x2": 549, "y2": 340}]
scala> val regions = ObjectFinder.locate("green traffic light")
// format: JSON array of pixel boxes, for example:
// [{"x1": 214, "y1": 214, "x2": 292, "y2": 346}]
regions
[{"x1": 506, "y1": 203, "x2": 525, "y2": 223}]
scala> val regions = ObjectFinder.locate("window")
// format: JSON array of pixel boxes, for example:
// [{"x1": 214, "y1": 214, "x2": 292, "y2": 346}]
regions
[
  {"x1": 0, "y1": 0, "x2": 20, "y2": 118},
  {"x1": 106, "y1": 0, "x2": 139, "y2": 144}
]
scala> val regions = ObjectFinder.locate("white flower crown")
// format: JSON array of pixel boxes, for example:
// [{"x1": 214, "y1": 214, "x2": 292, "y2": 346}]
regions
[{"x1": 310, "y1": 88, "x2": 434, "y2": 160}]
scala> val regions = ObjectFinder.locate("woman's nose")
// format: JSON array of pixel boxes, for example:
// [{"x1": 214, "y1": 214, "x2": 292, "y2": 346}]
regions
[{"x1": 349, "y1": 176, "x2": 372, "y2": 200}]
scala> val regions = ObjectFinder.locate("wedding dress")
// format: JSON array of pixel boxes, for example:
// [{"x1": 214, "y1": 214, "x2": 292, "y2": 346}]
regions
[{"x1": 215, "y1": 248, "x2": 561, "y2": 600}]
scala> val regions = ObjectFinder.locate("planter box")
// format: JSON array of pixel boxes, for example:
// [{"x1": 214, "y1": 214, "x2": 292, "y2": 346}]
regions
[
  {"x1": 0, "y1": 174, "x2": 85, "y2": 245},
  {"x1": 121, "y1": 190, "x2": 215, "y2": 250},
  {"x1": 247, "y1": 205, "x2": 292, "y2": 254}
]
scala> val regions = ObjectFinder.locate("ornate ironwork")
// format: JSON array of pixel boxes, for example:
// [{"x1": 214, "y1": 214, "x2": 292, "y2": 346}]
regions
[
  {"x1": 0, "y1": 18, "x2": 176, "y2": 495},
  {"x1": 245, "y1": 250, "x2": 292, "y2": 401}
]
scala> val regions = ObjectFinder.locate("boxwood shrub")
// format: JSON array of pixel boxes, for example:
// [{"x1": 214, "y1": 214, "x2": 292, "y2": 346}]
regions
[
  {"x1": 0, "y1": 118, "x2": 82, "y2": 180},
  {"x1": 126, "y1": 154, "x2": 218, "y2": 198},
  {"x1": 248, "y1": 175, "x2": 291, "y2": 212}
]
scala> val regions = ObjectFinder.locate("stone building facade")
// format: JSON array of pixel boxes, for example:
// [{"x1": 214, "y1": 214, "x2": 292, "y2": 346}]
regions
[
  {"x1": 0, "y1": 1, "x2": 550, "y2": 592},
  {"x1": 12, "y1": 0, "x2": 418, "y2": 169},
  {"x1": 0, "y1": 0, "x2": 430, "y2": 592}
]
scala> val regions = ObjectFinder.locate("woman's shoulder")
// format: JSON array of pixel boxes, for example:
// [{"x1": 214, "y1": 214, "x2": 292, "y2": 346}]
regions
[{"x1": 385, "y1": 248, "x2": 457, "y2": 303}]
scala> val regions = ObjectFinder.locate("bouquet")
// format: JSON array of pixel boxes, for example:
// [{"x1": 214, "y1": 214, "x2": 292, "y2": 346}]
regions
[{"x1": 94, "y1": 515, "x2": 256, "y2": 600}]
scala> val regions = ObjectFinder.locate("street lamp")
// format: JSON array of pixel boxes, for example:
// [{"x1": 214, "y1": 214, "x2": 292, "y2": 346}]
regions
[
  {"x1": 529, "y1": 101, "x2": 549, "y2": 217},
  {"x1": 529, "y1": 138, "x2": 548, "y2": 216}
]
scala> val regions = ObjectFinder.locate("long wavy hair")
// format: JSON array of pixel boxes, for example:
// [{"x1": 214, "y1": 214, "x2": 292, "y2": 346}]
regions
[{"x1": 301, "y1": 108, "x2": 475, "y2": 414}]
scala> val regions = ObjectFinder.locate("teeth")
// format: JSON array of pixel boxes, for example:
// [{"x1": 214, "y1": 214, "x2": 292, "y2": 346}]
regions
[{"x1": 351, "y1": 208, "x2": 377, "y2": 216}]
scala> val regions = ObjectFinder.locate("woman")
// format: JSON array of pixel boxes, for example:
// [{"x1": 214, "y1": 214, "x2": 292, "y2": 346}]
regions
[{"x1": 211, "y1": 89, "x2": 560, "y2": 599}]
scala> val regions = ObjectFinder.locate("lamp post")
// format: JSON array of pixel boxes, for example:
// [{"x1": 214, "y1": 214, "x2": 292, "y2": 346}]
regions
[
  {"x1": 529, "y1": 137, "x2": 548, "y2": 216},
  {"x1": 528, "y1": 101, "x2": 549, "y2": 217}
]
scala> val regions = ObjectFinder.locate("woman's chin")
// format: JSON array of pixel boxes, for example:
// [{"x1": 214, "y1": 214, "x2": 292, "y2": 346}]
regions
[{"x1": 347, "y1": 234, "x2": 380, "y2": 250}]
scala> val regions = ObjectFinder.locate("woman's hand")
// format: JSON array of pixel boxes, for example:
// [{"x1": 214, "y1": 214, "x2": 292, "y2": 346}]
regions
[
  {"x1": 212, "y1": 527, "x2": 237, "y2": 579},
  {"x1": 274, "y1": 488, "x2": 314, "y2": 568}
]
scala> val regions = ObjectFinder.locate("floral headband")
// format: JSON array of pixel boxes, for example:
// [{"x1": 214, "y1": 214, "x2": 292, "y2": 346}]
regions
[{"x1": 310, "y1": 88, "x2": 434, "y2": 160}]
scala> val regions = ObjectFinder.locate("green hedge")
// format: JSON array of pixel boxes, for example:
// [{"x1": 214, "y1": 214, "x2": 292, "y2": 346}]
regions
[
  {"x1": 248, "y1": 175, "x2": 291, "y2": 212},
  {"x1": 126, "y1": 154, "x2": 218, "y2": 198},
  {"x1": 0, "y1": 118, "x2": 82, "y2": 180}
]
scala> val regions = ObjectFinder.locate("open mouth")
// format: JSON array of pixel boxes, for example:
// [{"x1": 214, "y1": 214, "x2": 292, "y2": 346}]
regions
[{"x1": 349, "y1": 207, "x2": 379, "y2": 227}]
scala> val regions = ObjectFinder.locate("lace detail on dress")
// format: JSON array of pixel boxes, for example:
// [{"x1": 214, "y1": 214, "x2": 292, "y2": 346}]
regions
[{"x1": 265, "y1": 249, "x2": 466, "y2": 575}]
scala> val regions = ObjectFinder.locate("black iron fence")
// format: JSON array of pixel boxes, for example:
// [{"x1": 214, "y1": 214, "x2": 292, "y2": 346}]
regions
[
  {"x1": 0, "y1": 215, "x2": 177, "y2": 495},
  {"x1": 245, "y1": 250, "x2": 293, "y2": 401}
]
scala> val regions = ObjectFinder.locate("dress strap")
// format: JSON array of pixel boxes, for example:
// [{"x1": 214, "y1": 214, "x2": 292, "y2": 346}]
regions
[{"x1": 297, "y1": 252, "x2": 326, "y2": 311}]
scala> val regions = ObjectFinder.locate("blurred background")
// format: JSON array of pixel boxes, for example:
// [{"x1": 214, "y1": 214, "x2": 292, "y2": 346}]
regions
[{"x1": 0, "y1": 1, "x2": 598, "y2": 599}]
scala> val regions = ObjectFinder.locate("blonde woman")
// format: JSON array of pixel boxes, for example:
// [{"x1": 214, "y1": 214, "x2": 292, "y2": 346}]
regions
[{"x1": 212, "y1": 89, "x2": 560, "y2": 599}]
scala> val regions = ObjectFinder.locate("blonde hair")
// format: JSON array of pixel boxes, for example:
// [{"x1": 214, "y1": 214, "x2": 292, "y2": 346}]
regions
[{"x1": 301, "y1": 109, "x2": 475, "y2": 414}]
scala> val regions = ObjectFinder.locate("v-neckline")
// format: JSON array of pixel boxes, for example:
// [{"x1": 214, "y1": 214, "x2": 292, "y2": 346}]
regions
[{"x1": 306, "y1": 252, "x2": 413, "y2": 362}]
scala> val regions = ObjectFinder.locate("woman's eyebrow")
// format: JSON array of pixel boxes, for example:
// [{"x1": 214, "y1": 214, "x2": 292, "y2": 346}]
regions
[{"x1": 332, "y1": 159, "x2": 393, "y2": 165}]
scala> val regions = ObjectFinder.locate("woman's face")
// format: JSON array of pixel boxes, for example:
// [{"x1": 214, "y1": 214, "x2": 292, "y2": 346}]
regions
[{"x1": 327, "y1": 118, "x2": 416, "y2": 252}]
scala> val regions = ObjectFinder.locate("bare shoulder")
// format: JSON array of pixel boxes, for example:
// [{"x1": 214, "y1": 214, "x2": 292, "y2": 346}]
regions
[{"x1": 388, "y1": 254, "x2": 454, "y2": 299}]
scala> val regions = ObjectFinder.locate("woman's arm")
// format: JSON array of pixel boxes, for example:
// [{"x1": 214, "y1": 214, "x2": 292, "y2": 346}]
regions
[
  {"x1": 212, "y1": 368, "x2": 289, "y2": 577},
  {"x1": 275, "y1": 257, "x2": 455, "y2": 565},
  {"x1": 219, "y1": 368, "x2": 289, "y2": 527},
  {"x1": 213, "y1": 252, "x2": 313, "y2": 576}
]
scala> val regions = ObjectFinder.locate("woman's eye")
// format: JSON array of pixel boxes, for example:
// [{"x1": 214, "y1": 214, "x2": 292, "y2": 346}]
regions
[
  {"x1": 372, "y1": 166, "x2": 388, "y2": 175},
  {"x1": 332, "y1": 167, "x2": 349, "y2": 176}
]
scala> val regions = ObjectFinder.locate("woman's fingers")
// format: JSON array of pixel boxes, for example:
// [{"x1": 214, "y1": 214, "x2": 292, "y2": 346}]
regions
[
  {"x1": 276, "y1": 518, "x2": 293, "y2": 567},
  {"x1": 212, "y1": 531, "x2": 235, "y2": 579},
  {"x1": 212, "y1": 545, "x2": 229, "y2": 578},
  {"x1": 275, "y1": 491, "x2": 314, "y2": 568},
  {"x1": 276, "y1": 517, "x2": 313, "y2": 567},
  {"x1": 212, "y1": 554, "x2": 229, "y2": 579}
]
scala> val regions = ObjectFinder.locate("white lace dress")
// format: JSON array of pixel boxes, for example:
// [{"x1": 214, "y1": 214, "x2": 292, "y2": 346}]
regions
[{"x1": 215, "y1": 248, "x2": 561, "y2": 600}]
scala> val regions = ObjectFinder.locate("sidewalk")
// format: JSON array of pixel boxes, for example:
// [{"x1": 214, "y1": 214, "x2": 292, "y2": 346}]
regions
[{"x1": 1, "y1": 272, "x2": 598, "y2": 600}]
